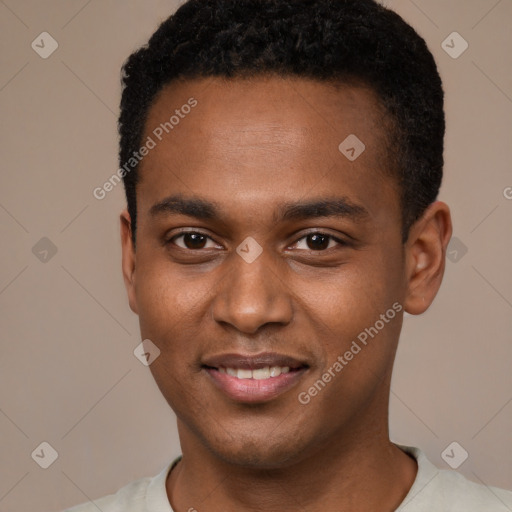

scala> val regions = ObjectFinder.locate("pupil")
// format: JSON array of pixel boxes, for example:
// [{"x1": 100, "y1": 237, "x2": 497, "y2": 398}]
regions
[
  {"x1": 308, "y1": 234, "x2": 329, "y2": 250},
  {"x1": 185, "y1": 233, "x2": 206, "y2": 249}
]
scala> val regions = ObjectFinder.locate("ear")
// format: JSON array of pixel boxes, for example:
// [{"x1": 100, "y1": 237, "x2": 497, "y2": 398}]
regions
[
  {"x1": 403, "y1": 201, "x2": 453, "y2": 315},
  {"x1": 120, "y1": 209, "x2": 138, "y2": 315}
]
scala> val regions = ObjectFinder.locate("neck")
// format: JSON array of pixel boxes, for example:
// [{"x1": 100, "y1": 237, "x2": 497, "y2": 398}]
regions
[{"x1": 166, "y1": 406, "x2": 417, "y2": 511}]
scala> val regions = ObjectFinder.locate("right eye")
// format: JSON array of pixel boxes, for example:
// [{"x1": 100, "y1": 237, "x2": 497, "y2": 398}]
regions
[{"x1": 166, "y1": 231, "x2": 221, "y2": 251}]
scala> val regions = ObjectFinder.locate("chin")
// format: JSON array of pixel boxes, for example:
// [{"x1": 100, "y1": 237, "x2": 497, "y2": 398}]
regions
[{"x1": 199, "y1": 423, "x2": 313, "y2": 470}]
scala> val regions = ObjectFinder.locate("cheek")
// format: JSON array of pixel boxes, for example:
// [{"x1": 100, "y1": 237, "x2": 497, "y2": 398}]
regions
[
  {"x1": 298, "y1": 251, "x2": 404, "y2": 384},
  {"x1": 136, "y1": 254, "x2": 206, "y2": 326},
  {"x1": 135, "y1": 266, "x2": 209, "y2": 409},
  {"x1": 135, "y1": 267, "x2": 192, "y2": 362},
  {"x1": 302, "y1": 259, "x2": 400, "y2": 329}
]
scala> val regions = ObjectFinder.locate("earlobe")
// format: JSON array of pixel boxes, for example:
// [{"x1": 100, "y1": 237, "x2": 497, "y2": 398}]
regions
[
  {"x1": 120, "y1": 209, "x2": 139, "y2": 315},
  {"x1": 403, "y1": 201, "x2": 452, "y2": 315}
]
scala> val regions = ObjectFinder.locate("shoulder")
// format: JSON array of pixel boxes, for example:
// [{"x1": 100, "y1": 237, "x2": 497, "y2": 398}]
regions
[
  {"x1": 426, "y1": 465, "x2": 512, "y2": 511},
  {"x1": 62, "y1": 475, "x2": 150, "y2": 512},
  {"x1": 397, "y1": 445, "x2": 512, "y2": 512},
  {"x1": 61, "y1": 459, "x2": 178, "y2": 512}
]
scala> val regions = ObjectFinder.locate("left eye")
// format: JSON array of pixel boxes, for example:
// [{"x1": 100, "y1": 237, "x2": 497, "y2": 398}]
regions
[
  {"x1": 167, "y1": 231, "x2": 345, "y2": 251},
  {"x1": 169, "y1": 232, "x2": 219, "y2": 250},
  {"x1": 292, "y1": 233, "x2": 345, "y2": 251}
]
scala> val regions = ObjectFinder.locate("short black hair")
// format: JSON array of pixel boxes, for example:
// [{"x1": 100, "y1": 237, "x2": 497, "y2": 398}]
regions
[{"x1": 118, "y1": 0, "x2": 444, "y2": 246}]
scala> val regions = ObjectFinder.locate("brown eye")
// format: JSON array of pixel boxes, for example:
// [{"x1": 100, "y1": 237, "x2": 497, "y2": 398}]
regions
[
  {"x1": 306, "y1": 233, "x2": 329, "y2": 250},
  {"x1": 168, "y1": 232, "x2": 217, "y2": 250},
  {"x1": 293, "y1": 232, "x2": 345, "y2": 251}
]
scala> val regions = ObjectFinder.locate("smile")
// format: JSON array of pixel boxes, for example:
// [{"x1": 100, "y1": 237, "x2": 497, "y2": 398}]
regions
[
  {"x1": 219, "y1": 366, "x2": 290, "y2": 379},
  {"x1": 201, "y1": 352, "x2": 309, "y2": 403}
]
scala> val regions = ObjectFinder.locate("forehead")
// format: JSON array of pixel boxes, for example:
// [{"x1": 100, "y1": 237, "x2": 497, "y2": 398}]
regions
[
  {"x1": 136, "y1": 76, "x2": 398, "y2": 228},
  {"x1": 143, "y1": 75, "x2": 389, "y2": 157}
]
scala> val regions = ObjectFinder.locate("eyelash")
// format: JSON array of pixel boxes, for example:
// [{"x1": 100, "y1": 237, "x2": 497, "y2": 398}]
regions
[{"x1": 166, "y1": 230, "x2": 347, "y2": 252}]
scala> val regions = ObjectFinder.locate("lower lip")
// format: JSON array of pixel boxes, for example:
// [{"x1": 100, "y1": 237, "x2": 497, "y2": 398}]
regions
[{"x1": 204, "y1": 368, "x2": 307, "y2": 403}]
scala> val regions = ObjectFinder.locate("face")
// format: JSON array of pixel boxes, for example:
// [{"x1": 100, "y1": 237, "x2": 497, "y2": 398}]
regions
[{"x1": 121, "y1": 76, "x2": 425, "y2": 468}]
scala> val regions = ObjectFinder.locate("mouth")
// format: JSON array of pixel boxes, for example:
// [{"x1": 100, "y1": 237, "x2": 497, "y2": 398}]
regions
[{"x1": 202, "y1": 352, "x2": 309, "y2": 403}]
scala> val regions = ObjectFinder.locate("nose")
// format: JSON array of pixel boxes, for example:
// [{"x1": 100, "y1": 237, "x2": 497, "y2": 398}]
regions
[{"x1": 211, "y1": 246, "x2": 294, "y2": 334}]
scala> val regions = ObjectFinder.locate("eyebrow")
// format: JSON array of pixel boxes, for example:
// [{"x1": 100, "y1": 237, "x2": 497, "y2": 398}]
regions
[{"x1": 149, "y1": 194, "x2": 369, "y2": 223}]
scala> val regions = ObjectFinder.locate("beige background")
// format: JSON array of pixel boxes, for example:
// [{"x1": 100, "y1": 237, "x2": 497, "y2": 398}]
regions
[{"x1": 0, "y1": 1, "x2": 511, "y2": 511}]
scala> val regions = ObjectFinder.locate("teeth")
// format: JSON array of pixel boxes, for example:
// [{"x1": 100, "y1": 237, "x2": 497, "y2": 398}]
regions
[
  {"x1": 220, "y1": 366, "x2": 292, "y2": 379},
  {"x1": 270, "y1": 366, "x2": 281, "y2": 377},
  {"x1": 270, "y1": 366, "x2": 290, "y2": 377},
  {"x1": 237, "y1": 369, "x2": 252, "y2": 379},
  {"x1": 252, "y1": 367, "x2": 270, "y2": 380}
]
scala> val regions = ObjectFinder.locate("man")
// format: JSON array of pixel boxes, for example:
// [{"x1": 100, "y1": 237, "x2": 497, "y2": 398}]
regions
[{"x1": 65, "y1": 0, "x2": 512, "y2": 510}]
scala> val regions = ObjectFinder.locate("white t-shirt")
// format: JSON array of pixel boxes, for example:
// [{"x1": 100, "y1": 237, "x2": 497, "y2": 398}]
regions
[{"x1": 62, "y1": 445, "x2": 512, "y2": 511}]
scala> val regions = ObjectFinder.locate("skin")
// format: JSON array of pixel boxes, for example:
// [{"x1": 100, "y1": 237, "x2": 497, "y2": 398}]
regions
[{"x1": 120, "y1": 76, "x2": 452, "y2": 512}]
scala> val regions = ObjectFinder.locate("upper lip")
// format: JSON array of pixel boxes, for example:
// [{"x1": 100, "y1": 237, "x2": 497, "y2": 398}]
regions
[{"x1": 202, "y1": 352, "x2": 308, "y2": 370}]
